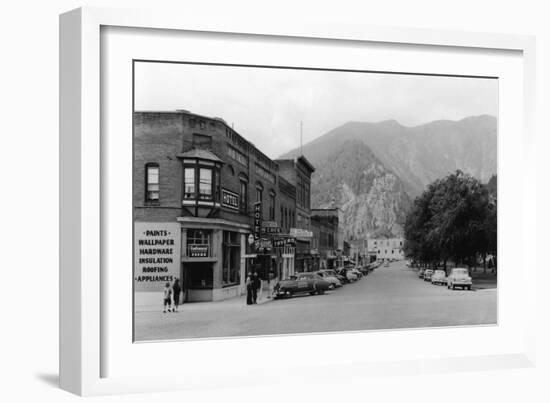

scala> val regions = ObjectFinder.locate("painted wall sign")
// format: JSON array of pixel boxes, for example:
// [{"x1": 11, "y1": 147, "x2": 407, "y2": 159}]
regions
[
  {"x1": 134, "y1": 222, "x2": 181, "y2": 292},
  {"x1": 221, "y1": 188, "x2": 239, "y2": 210}
]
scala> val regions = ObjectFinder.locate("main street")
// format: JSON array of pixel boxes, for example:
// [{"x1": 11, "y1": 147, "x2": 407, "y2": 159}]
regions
[{"x1": 134, "y1": 260, "x2": 497, "y2": 341}]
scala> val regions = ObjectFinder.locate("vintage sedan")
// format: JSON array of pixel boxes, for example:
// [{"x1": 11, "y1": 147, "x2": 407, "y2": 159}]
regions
[
  {"x1": 431, "y1": 270, "x2": 447, "y2": 285},
  {"x1": 423, "y1": 269, "x2": 434, "y2": 281},
  {"x1": 315, "y1": 270, "x2": 342, "y2": 288},
  {"x1": 273, "y1": 272, "x2": 331, "y2": 298},
  {"x1": 447, "y1": 268, "x2": 472, "y2": 290}
]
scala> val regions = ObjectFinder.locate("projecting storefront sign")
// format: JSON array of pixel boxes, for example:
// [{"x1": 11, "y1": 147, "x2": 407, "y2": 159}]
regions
[
  {"x1": 273, "y1": 237, "x2": 296, "y2": 248},
  {"x1": 134, "y1": 222, "x2": 181, "y2": 292},
  {"x1": 253, "y1": 202, "x2": 262, "y2": 250},
  {"x1": 289, "y1": 228, "x2": 313, "y2": 238},
  {"x1": 221, "y1": 188, "x2": 239, "y2": 210}
]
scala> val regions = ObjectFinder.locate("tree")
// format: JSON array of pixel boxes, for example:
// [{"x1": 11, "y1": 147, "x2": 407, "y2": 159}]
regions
[{"x1": 404, "y1": 171, "x2": 497, "y2": 271}]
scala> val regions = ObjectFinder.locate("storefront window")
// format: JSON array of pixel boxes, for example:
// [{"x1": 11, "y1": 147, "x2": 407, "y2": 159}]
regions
[
  {"x1": 187, "y1": 229, "x2": 211, "y2": 257},
  {"x1": 222, "y1": 231, "x2": 241, "y2": 286}
]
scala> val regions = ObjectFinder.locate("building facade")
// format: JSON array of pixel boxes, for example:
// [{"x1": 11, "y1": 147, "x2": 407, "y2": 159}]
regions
[
  {"x1": 368, "y1": 238, "x2": 405, "y2": 261},
  {"x1": 134, "y1": 110, "x2": 309, "y2": 304},
  {"x1": 310, "y1": 208, "x2": 339, "y2": 270},
  {"x1": 276, "y1": 156, "x2": 315, "y2": 273}
]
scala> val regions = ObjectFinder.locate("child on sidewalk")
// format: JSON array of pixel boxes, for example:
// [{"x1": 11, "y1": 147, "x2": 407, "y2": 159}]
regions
[{"x1": 163, "y1": 282, "x2": 172, "y2": 313}]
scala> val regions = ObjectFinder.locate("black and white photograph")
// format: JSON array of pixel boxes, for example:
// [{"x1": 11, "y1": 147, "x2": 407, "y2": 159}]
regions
[{"x1": 133, "y1": 61, "x2": 498, "y2": 342}]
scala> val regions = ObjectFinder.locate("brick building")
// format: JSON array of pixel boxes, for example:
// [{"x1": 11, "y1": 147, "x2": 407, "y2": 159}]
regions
[
  {"x1": 310, "y1": 208, "x2": 340, "y2": 270},
  {"x1": 133, "y1": 110, "x2": 309, "y2": 303},
  {"x1": 275, "y1": 156, "x2": 315, "y2": 272}
]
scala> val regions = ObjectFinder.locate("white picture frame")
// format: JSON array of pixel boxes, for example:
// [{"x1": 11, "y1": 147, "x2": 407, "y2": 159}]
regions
[{"x1": 59, "y1": 6, "x2": 537, "y2": 396}]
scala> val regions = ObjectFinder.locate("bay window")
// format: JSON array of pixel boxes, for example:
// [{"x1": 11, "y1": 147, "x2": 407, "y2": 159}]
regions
[
  {"x1": 199, "y1": 168, "x2": 213, "y2": 199},
  {"x1": 184, "y1": 167, "x2": 196, "y2": 199}
]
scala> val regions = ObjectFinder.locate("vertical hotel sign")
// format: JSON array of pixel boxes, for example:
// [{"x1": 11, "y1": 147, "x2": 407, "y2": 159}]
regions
[
  {"x1": 134, "y1": 222, "x2": 181, "y2": 292},
  {"x1": 253, "y1": 201, "x2": 262, "y2": 251}
]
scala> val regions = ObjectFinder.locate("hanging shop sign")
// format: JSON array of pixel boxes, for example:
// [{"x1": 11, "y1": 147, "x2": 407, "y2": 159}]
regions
[
  {"x1": 134, "y1": 222, "x2": 181, "y2": 292},
  {"x1": 273, "y1": 237, "x2": 296, "y2": 248},
  {"x1": 221, "y1": 188, "x2": 239, "y2": 210},
  {"x1": 289, "y1": 228, "x2": 313, "y2": 239}
]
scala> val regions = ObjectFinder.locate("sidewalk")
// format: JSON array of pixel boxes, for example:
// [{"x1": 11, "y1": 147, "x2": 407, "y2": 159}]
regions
[{"x1": 135, "y1": 290, "x2": 275, "y2": 313}]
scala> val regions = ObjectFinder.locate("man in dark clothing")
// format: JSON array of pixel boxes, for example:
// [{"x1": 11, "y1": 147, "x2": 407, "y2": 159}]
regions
[
  {"x1": 246, "y1": 273, "x2": 254, "y2": 305},
  {"x1": 172, "y1": 278, "x2": 182, "y2": 312},
  {"x1": 252, "y1": 272, "x2": 261, "y2": 304}
]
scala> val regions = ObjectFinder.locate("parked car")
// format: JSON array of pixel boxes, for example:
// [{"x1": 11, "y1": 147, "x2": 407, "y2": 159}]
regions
[
  {"x1": 447, "y1": 268, "x2": 472, "y2": 290},
  {"x1": 350, "y1": 267, "x2": 363, "y2": 278},
  {"x1": 338, "y1": 268, "x2": 358, "y2": 282},
  {"x1": 418, "y1": 269, "x2": 425, "y2": 279},
  {"x1": 384, "y1": 261, "x2": 389, "y2": 267},
  {"x1": 423, "y1": 269, "x2": 434, "y2": 281},
  {"x1": 320, "y1": 269, "x2": 346, "y2": 285},
  {"x1": 273, "y1": 272, "x2": 331, "y2": 298},
  {"x1": 431, "y1": 270, "x2": 447, "y2": 285},
  {"x1": 316, "y1": 270, "x2": 342, "y2": 288}
]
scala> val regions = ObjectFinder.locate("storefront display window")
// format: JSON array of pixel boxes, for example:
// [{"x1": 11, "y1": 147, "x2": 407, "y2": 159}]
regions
[
  {"x1": 222, "y1": 231, "x2": 240, "y2": 286},
  {"x1": 187, "y1": 229, "x2": 211, "y2": 257}
]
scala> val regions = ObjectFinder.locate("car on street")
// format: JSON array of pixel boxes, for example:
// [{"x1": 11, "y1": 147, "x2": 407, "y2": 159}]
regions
[
  {"x1": 418, "y1": 269, "x2": 425, "y2": 279},
  {"x1": 315, "y1": 270, "x2": 342, "y2": 288},
  {"x1": 338, "y1": 268, "x2": 358, "y2": 282},
  {"x1": 447, "y1": 268, "x2": 472, "y2": 290},
  {"x1": 273, "y1": 272, "x2": 331, "y2": 298},
  {"x1": 384, "y1": 261, "x2": 389, "y2": 267},
  {"x1": 423, "y1": 269, "x2": 434, "y2": 281},
  {"x1": 350, "y1": 267, "x2": 363, "y2": 278},
  {"x1": 430, "y1": 270, "x2": 447, "y2": 285}
]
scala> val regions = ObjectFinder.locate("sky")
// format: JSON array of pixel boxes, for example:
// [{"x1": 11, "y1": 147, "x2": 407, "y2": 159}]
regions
[{"x1": 135, "y1": 62, "x2": 498, "y2": 159}]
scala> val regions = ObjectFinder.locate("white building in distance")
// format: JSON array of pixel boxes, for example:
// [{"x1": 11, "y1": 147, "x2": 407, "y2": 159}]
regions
[{"x1": 368, "y1": 238, "x2": 405, "y2": 261}]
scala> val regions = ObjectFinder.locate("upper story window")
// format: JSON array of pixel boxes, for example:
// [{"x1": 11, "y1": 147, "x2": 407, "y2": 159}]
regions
[
  {"x1": 184, "y1": 167, "x2": 196, "y2": 199},
  {"x1": 199, "y1": 168, "x2": 213, "y2": 200},
  {"x1": 239, "y1": 177, "x2": 248, "y2": 212},
  {"x1": 269, "y1": 191, "x2": 276, "y2": 220},
  {"x1": 256, "y1": 182, "x2": 263, "y2": 203},
  {"x1": 183, "y1": 165, "x2": 220, "y2": 202},
  {"x1": 145, "y1": 163, "x2": 159, "y2": 202}
]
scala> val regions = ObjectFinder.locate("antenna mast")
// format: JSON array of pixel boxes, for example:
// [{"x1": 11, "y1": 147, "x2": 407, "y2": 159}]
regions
[{"x1": 300, "y1": 121, "x2": 303, "y2": 155}]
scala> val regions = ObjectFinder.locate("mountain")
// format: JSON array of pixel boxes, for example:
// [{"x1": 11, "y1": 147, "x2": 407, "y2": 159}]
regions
[{"x1": 280, "y1": 115, "x2": 497, "y2": 238}]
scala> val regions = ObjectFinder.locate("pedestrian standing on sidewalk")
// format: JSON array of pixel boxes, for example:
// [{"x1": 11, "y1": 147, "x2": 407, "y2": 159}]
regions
[
  {"x1": 246, "y1": 272, "x2": 254, "y2": 305},
  {"x1": 253, "y1": 272, "x2": 261, "y2": 304},
  {"x1": 163, "y1": 282, "x2": 172, "y2": 313},
  {"x1": 172, "y1": 278, "x2": 181, "y2": 312}
]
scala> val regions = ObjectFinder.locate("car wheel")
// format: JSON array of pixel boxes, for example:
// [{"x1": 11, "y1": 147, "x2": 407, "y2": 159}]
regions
[
  {"x1": 286, "y1": 291, "x2": 293, "y2": 298},
  {"x1": 467, "y1": 285, "x2": 472, "y2": 290},
  {"x1": 329, "y1": 284, "x2": 335, "y2": 290}
]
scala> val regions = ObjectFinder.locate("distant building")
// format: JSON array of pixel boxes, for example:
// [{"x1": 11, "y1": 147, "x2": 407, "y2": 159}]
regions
[
  {"x1": 310, "y1": 208, "x2": 339, "y2": 270},
  {"x1": 368, "y1": 237, "x2": 405, "y2": 261}
]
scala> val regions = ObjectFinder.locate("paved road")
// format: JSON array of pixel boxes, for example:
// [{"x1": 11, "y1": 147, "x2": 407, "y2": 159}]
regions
[{"x1": 134, "y1": 260, "x2": 497, "y2": 341}]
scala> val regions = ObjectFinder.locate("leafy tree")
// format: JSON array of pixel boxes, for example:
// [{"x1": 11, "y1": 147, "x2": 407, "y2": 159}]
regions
[{"x1": 404, "y1": 171, "x2": 497, "y2": 272}]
